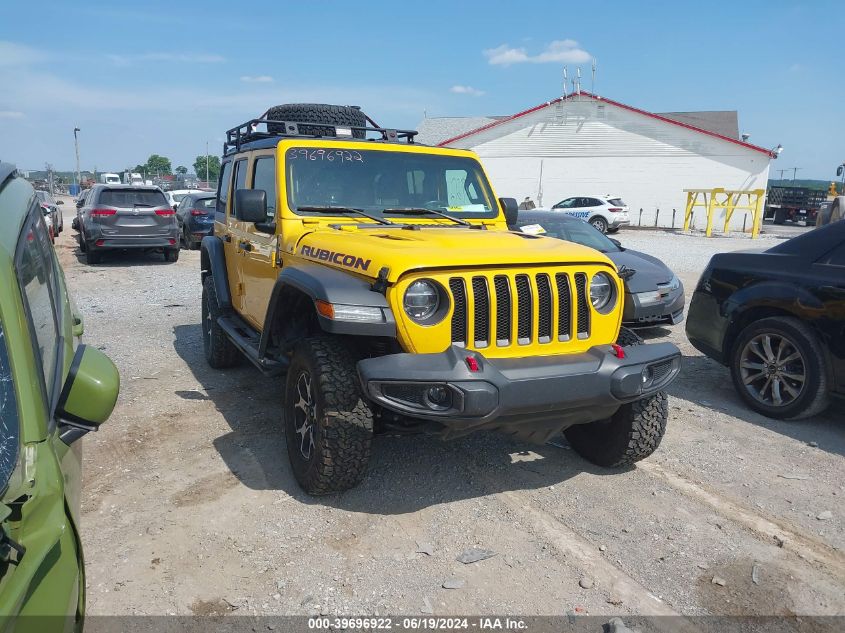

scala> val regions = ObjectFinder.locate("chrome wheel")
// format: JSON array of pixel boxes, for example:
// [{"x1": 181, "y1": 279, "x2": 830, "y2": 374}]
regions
[
  {"x1": 292, "y1": 371, "x2": 317, "y2": 460},
  {"x1": 739, "y1": 333, "x2": 806, "y2": 407}
]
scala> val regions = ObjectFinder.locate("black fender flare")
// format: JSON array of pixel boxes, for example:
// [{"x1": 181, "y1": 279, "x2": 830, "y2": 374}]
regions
[
  {"x1": 259, "y1": 263, "x2": 396, "y2": 357},
  {"x1": 200, "y1": 236, "x2": 231, "y2": 310}
]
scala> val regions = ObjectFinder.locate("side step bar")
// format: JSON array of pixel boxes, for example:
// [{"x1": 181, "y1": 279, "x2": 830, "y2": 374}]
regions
[{"x1": 216, "y1": 313, "x2": 288, "y2": 376}]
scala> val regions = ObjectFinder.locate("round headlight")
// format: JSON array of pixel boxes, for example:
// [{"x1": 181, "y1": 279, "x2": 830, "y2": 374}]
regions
[
  {"x1": 404, "y1": 280, "x2": 440, "y2": 322},
  {"x1": 590, "y1": 272, "x2": 614, "y2": 311}
]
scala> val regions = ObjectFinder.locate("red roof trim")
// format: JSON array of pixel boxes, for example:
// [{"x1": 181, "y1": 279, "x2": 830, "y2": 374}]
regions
[{"x1": 437, "y1": 91, "x2": 777, "y2": 158}]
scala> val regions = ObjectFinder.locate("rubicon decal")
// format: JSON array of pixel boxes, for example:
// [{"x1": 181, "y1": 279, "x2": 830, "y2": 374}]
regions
[{"x1": 300, "y1": 245, "x2": 371, "y2": 271}]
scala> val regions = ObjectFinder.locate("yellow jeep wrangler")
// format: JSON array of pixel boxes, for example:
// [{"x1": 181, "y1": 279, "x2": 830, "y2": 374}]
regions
[{"x1": 200, "y1": 103, "x2": 681, "y2": 494}]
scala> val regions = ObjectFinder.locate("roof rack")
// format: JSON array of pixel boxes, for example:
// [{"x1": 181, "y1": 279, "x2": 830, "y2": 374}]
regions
[{"x1": 224, "y1": 118, "x2": 419, "y2": 156}]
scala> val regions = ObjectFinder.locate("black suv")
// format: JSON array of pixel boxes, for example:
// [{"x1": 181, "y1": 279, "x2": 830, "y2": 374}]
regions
[{"x1": 686, "y1": 221, "x2": 845, "y2": 419}]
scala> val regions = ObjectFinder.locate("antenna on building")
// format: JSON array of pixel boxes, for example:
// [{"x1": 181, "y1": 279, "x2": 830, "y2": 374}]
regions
[
  {"x1": 562, "y1": 67, "x2": 568, "y2": 98},
  {"x1": 576, "y1": 67, "x2": 582, "y2": 96},
  {"x1": 591, "y1": 58, "x2": 596, "y2": 95}
]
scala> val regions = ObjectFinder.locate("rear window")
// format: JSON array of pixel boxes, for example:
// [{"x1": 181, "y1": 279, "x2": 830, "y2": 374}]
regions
[
  {"x1": 195, "y1": 197, "x2": 215, "y2": 211},
  {"x1": 98, "y1": 189, "x2": 167, "y2": 207},
  {"x1": 607, "y1": 198, "x2": 626, "y2": 207}
]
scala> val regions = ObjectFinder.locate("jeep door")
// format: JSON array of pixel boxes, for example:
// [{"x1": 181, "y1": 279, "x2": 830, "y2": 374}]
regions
[
  {"x1": 0, "y1": 204, "x2": 83, "y2": 620},
  {"x1": 227, "y1": 152, "x2": 279, "y2": 329},
  {"x1": 218, "y1": 159, "x2": 245, "y2": 314}
]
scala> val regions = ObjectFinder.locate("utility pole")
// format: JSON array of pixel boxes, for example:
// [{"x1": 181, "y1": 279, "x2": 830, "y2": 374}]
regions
[
  {"x1": 777, "y1": 169, "x2": 787, "y2": 181},
  {"x1": 205, "y1": 141, "x2": 209, "y2": 186},
  {"x1": 73, "y1": 127, "x2": 81, "y2": 191},
  {"x1": 791, "y1": 167, "x2": 802, "y2": 182}
]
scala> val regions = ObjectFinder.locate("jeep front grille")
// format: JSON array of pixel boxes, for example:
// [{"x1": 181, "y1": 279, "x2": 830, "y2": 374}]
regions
[{"x1": 449, "y1": 271, "x2": 591, "y2": 348}]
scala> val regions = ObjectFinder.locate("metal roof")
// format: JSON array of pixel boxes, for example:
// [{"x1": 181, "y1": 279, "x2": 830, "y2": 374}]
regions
[
  {"x1": 437, "y1": 92, "x2": 776, "y2": 158},
  {"x1": 414, "y1": 116, "x2": 499, "y2": 146}
]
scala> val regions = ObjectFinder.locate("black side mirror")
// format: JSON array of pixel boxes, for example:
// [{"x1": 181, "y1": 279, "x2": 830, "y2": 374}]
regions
[
  {"x1": 234, "y1": 189, "x2": 267, "y2": 223},
  {"x1": 610, "y1": 238, "x2": 622, "y2": 249},
  {"x1": 499, "y1": 197, "x2": 519, "y2": 226},
  {"x1": 56, "y1": 200, "x2": 64, "y2": 205}
]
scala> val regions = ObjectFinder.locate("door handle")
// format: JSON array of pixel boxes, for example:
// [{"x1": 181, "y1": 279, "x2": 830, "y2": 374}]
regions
[{"x1": 238, "y1": 241, "x2": 253, "y2": 252}]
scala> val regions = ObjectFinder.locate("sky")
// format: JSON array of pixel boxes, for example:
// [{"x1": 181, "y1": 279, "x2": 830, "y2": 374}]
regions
[{"x1": 1, "y1": 0, "x2": 843, "y2": 180}]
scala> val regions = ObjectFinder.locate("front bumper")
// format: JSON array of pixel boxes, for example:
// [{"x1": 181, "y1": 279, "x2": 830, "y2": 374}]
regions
[
  {"x1": 358, "y1": 342, "x2": 680, "y2": 440},
  {"x1": 623, "y1": 284, "x2": 685, "y2": 326}
]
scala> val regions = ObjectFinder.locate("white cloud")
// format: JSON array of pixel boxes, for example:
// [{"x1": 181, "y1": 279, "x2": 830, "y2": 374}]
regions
[
  {"x1": 484, "y1": 40, "x2": 591, "y2": 66},
  {"x1": 241, "y1": 75, "x2": 274, "y2": 83},
  {"x1": 107, "y1": 52, "x2": 225, "y2": 66},
  {"x1": 0, "y1": 41, "x2": 48, "y2": 66},
  {"x1": 450, "y1": 85, "x2": 485, "y2": 97},
  {"x1": 0, "y1": 111, "x2": 24, "y2": 118}
]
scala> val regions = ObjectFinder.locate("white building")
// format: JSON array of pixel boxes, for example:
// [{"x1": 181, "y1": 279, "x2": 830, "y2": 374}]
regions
[{"x1": 418, "y1": 92, "x2": 777, "y2": 229}]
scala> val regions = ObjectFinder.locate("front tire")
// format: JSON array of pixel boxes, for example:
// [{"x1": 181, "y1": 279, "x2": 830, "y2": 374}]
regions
[
  {"x1": 284, "y1": 337, "x2": 374, "y2": 495},
  {"x1": 565, "y1": 393, "x2": 668, "y2": 467},
  {"x1": 590, "y1": 216, "x2": 609, "y2": 233},
  {"x1": 201, "y1": 276, "x2": 239, "y2": 369},
  {"x1": 729, "y1": 317, "x2": 829, "y2": 419}
]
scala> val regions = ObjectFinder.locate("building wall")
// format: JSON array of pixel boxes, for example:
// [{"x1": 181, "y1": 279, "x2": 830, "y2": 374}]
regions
[{"x1": 445, "y1": 99, "x2": 771, "y2": 230}]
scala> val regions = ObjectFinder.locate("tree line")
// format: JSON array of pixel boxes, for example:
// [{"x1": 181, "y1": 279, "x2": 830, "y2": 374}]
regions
[{"x1": 130, "y1": 154, "x2": 221, "y2": 182}]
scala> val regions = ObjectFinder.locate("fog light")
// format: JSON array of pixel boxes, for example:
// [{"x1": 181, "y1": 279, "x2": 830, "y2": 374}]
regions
[
  {"x1": 95, "y1": 239, "x2": 105, "y2": 247},
  {"x1": 168, "y1": 238, "x2": 177, "y2": 245},
  {"x1": 641, "y1": 366, "x2": 654, "y2": 388},
  {"x1": 423, "y1": 385, "x2": 452, "y2": 410}
]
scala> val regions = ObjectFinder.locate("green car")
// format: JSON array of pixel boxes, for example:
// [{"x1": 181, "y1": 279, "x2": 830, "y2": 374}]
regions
[{"x1": 0, "y1": 163, "x2": 120, "y2": 629}]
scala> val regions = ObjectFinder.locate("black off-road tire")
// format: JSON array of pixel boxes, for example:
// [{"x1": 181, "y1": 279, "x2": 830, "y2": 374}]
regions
[
  {"x1": 201, "y1": 276, "x2": 239, "y2": 369},
  {"x1": 616, "y1": 326, "x2": 643, "y2": 347},
  {"x1": 773, "y1": 208, "x2": 787, "y2": 225},
  {"x1": 265, "y1": 103, "x2": 367, "y2": 138},
  {"x1": 565, "y1": 392, "x2": 669, "y2": 467},
  {"x1": 284, "y1": 337, "x2": 374, "y2": 495},
  {"x1": 164, "y1": 248, "x2": 180, "y2": 263},
  {"x1": 729, "y1": 317, "x2": 829, "y2": 420},
  {"x1": 85, "y1": 247, "x2": 101, "y2": 265}
]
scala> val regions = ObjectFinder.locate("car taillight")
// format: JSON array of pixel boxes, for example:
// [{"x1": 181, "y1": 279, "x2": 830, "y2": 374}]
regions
[
  {"x1": 40, "y1": 204, "x2": 51, "y2": 211},
  {"x1": 190, "y1": 209, "x2": 208, "y2": 216},
  {"x1": 90, "y1": 209, "x2": 116, "y2": 216},
  {"x1": 607, "y1": 207, "x2": 623, "y2": 212},
  {"x1": 155, "y1": 209, "x2": 175, "y2": 216}
]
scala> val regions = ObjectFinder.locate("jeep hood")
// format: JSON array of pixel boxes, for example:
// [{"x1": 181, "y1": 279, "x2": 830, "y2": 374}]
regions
[{"x1": 296, "y1": 226, "x2": 616, "y2": 282}]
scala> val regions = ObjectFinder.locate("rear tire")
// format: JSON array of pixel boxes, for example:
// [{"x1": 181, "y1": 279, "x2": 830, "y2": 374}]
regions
[
  {"x1": 164, "y1": 248, "x2": 179, "y2": 263},
  {"x1": 284, "y1": 337, "x2": 374, "y2": 495},
  {"x1": 590, "y1": 216, "x2": 609, "y2": 233},
  {"x1": 201, "y1": 276, "x2": 239, "y2": 369},
  {"x1": 729, "y1": 317, "x2": 829, "y2": 420},
  {"x1": 85, "y1": 247, "x2": 101, "y2": 265},
  {"x1": 265, "y1": 103, "x2": 367, "y2": 138}
]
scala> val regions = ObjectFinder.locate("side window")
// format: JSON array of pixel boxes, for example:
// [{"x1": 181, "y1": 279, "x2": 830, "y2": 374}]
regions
[
  {"x1": 217, "y1": 161, "x2": 232, "y2": 215},
  {"x1": 556, "y1": 198, "x2": 575, "y2": 209},
  {"x1": 0, "y1": 318, "x2": 20, "y2": 490},
  {"x1": 231, "y1": 159, "x2": 248, "y2": 218},
  {"x1": 252, "y1": 157, "x2": 277, "y2": 220},
  {"x1": 15, "y1": 204, "x2": 60, "y2": 400}
]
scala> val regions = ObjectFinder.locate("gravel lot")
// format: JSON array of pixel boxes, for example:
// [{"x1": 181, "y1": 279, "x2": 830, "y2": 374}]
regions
[{"x1": 54, "y1": 200, "x2": 844, "y2": 626}]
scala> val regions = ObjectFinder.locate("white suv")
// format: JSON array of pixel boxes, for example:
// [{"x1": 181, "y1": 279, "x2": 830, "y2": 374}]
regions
[{"x1": 550, "y1": 195, "x2": 630, "y2": 233}]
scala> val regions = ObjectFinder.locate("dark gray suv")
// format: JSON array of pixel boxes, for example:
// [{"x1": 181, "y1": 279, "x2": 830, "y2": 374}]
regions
[{"x1": 77, "y1": 185, "x2": 180, "y2": 264}]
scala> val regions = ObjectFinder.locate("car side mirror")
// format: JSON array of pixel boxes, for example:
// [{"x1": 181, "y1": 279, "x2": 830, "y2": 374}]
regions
[
  {"x1": 57, "y1": 345, "x2": 119, "y2": 445},
  {"x1": 56, "y1": 200, "x2": 64, "y2": 205},
  {"x1": 235, "y1": 189, "x2": 267, "y2": 223},
  {"x1": 499, "y1": 197, "x2": 519, "y2": 226},
  {"x1": 610, "y1": 238, "x2": 622, "y2": 248}
]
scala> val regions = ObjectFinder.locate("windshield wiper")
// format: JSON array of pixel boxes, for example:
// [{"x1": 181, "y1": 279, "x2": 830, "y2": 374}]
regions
[
  {"x1": 297, "y1": 205, "x2": 394, "y2": 225},
  {"x1": 382, "y1": 207, "x2": 472, "y2": 227}
]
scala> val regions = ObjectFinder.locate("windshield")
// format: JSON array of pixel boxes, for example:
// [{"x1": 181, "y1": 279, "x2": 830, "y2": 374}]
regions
[
  {"x1": 285, "y1": 148, "x2": 498, "y2": 219},
  {"x1": 99, "y1": 189, "x2": 168, "y2": 207},
  {"x1": 517, "y1": 215, "x2": 620, "y2": 253}
]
